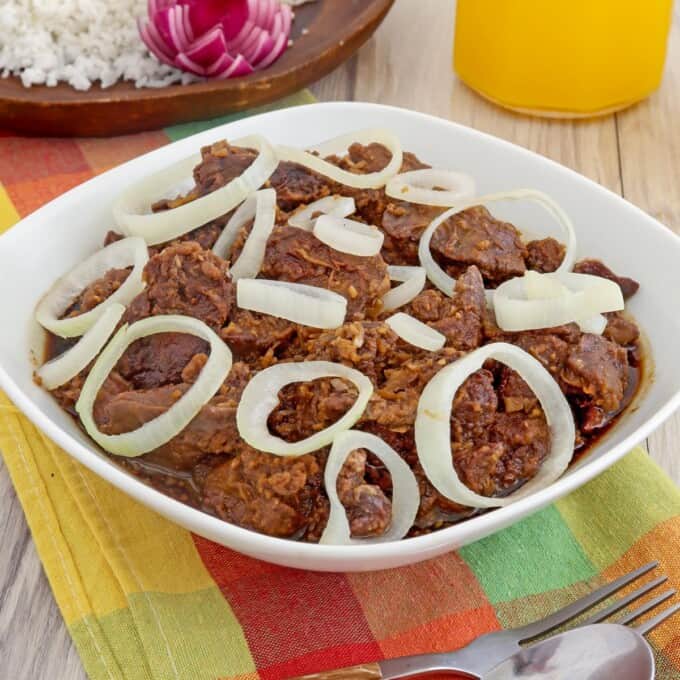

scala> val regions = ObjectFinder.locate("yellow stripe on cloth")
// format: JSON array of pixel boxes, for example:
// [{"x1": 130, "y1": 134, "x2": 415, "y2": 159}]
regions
[
  {"x1": 0, "y1": 392, "x2": 124, "y2": 677},
  {"x1": 0, "y1": 182, "x2": 20, "y2": 233},
  {"x1": 0, "y1": 391, "x2": 257, "y2": 680}
]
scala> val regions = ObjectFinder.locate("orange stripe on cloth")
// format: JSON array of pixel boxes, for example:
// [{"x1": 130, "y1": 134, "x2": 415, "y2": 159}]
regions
[{"x1": 6, "y1": 170, "x2": 93, "y2": 217}]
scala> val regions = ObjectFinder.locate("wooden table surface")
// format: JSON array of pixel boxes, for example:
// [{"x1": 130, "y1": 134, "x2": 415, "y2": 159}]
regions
[{"x1": 2, "y1": 1, "x2": 680, "y2": 677}]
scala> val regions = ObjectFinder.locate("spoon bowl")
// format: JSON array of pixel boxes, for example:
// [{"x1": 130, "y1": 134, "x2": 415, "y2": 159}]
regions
[{"x1": 483, "y1": 624, "x2": 654, "y2": 680}]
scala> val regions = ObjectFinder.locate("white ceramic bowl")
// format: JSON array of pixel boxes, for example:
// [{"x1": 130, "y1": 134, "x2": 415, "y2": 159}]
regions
[{"x1": 1, "y1": 102, "x2": 679, "y2": 572}]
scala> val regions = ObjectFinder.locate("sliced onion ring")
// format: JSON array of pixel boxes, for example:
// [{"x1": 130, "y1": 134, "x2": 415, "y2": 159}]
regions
[
  {"x1": 76, "y1": 315, "x2": 233, "y2": 457},
  {"x1": 113, "y1": 134, "x2": 277, "y2": 245},
  {"x1": 236, "y1": 361, "x2": 373, "y2": 456},
  {"x1": 493, "y1": 271, "x2": 624, "y2": 332},
  {"x1": 320, "y1": 430, "x2": 420, "y2": 545},
  {"x1": 237, "y1": 278, "x2": 347, "y2": 328},
  {"x1": 288, "y1": 195, "x2": 356, "y2": 231},
  {"x1": 385, "y1": 312, "x2": 445, "y2": 352},
  {"x1": 415, "y1": 342, "x2": 575, "y2": 509},
  {"x1": 35, "y1": 237, "x2": 148, "y2": 338},
  {"x1": 577, "y1": 314, "x2": 608, "y2": 335},
  {"x1": 382, "y1": 265, "x2": 426, "y2": 312},
  {"x1": 386, "y1": 169, "x2": 476, "y2": 207},
  {"x1": 313, "y1": 215, "x2": 384, "y2": 257},
  {"x1": 211, "y1": 188, "x2": 276, "y2": 279},
  {"x1": 418, "y1": 189, "x2": 576, "y2": 298},
  {"x1": 37, "y1": 304, "x2": 125, "y2": 390},
  {"x1": 276, "y1": 128, "x2": 403, "y2": 189}
]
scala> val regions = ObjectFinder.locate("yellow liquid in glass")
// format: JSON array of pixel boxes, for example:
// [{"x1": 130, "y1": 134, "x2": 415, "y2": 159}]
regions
[{"x1": 454, "y1": 0, "x2": 673, "y2": 117}]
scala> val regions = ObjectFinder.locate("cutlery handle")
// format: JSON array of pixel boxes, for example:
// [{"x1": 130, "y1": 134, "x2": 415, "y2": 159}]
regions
[{"x1": 289, "y1": 662, "x2": 383, "y2": 679}]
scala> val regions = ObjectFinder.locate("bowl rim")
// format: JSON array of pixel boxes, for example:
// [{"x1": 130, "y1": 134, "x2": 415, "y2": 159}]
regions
[{"x1": 2, "y1": 100, "x2": 680, "y2": 565}]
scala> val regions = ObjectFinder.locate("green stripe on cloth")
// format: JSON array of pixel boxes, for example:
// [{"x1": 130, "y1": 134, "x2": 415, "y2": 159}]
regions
[
  {"x1": 164, "y1": 90, "x2": 316, "y2": 141},
  {"x1": 459, "y1": 504, "x2": 597, "y2": 603},
  {"x1": 557, "y1": 448, "x2": 680, "y2": 569},
  {"x1": 125, "y1": 589, "x2": 256, "y2": 680},
  {"x1": 70, "y1": 611, "x2": 152, "y2": 680}
]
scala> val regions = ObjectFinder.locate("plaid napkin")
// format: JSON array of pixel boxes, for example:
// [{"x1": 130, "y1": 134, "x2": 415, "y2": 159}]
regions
[{"x1": 1, "y1": 91, "x2": 680, "y2": 680}]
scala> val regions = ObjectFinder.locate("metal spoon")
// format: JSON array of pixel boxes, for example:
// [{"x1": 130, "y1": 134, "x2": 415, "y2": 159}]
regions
[{"x1": 483, "y1": 623, "x2": 655, "y2": 680}]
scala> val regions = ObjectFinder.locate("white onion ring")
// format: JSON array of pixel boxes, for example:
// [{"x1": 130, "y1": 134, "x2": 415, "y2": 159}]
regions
[
  {"x1": 418, "y1": 189, "x2": 576, "y2": 297},
  {"x1": 35, "y1": 237, "x2": 148, "y2": 338},
  {"x1": 385, "y1": 312, "x2": 446, "y2": 352},
  {"x1": 228, "y1": 188, "x2": 277, "y2": 280},
  {"x1": 493, "y1": 271, "x2": 624, "y2": 332},
  {"x1": 37, "y1": 304, "x2": 125, "y2": 390},
  {"x1": 236, "y1": 361, "x2": 373, "y2": 456},
  {"x1": 113, "y1": 135, "x2": 277, "y2": 245},
  {"x1": 76, "y1": 315, "x2": 233, "y2": 457},
  {"x1": 320, "y1": 430, "x2": 420, "y2": 545},
  {"x1": 276, "y1": 128, "x2": 403, "y2": 189},
  {"x1": 236, "y1": 279, "x2": 347, "y2": 329},
  {"x1": 382, "y1": 265, "x2": 426, "y2": 312},
  {"x1": 288, "y1": 196, "x2": 356, "y2": 231},
  {"x1": 386, "y1": 169, "x2": 476, "y2": 207},
  {"x1": 211, "y1": 191, "x2": 257, "y2": 260},
  {"x1": 415, "y1": 342, "x2": 575, "y2": 509},
  {"x1": 313, "y1": 215, "x2": 384, "y2": 257},
  {"x1": 578, "y1": 314, "x2": 608, "y2": 335}
]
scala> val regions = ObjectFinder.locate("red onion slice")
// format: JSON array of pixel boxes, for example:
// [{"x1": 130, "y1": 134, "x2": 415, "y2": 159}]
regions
[
  {"x1": 185, "y1": 26, "x2": 227, "y2": 66},
  {"x1": 175, "y1": 52, "x2": 207, "y2": 76},
  {"x1": 205, "y1": 52, "x2": 236, "y2": 77},
  {"x1": 138, "y1": 19, "x2": 176, "y2": 66},
  {"x1": 217, "y1": 54, "x2": 254, "y2": 78}
]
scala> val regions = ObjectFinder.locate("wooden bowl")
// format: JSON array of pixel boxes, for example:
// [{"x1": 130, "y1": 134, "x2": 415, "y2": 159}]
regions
[{"x1": 0, "y1": 0, "x2": 393, "y2": 137}]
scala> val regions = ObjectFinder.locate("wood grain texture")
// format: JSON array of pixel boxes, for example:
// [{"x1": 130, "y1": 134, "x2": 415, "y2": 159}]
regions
[
  {"x1": 0, "y1": 0, "x2": 393, "y2": 137},
  {"x1": 616, "y1": 1, "x2": 680, "y2": 479},
  {"x1": 2, "y1": 1, "x2": 679, "y2": 676}
]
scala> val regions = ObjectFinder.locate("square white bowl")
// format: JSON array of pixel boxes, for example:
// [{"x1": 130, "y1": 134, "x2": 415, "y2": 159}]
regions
[{"x1": 1, "y1": 102, "x2": 679, "y2": 572}]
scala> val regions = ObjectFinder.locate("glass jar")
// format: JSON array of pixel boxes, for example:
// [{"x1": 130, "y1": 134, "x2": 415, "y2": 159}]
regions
[{"x1": 453, "y1": 0, "x2": 673, "y2": 117}]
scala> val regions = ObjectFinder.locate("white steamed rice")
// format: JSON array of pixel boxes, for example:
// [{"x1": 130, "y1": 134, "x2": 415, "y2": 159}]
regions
[{"x1": 0, "y1": 0, "x2": 192, "y2": 91}]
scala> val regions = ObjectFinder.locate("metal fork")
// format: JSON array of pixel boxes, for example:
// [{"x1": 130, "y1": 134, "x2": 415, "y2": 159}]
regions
[{"x1": 290, "y1": 561, "x2": 680, "y2": 679}]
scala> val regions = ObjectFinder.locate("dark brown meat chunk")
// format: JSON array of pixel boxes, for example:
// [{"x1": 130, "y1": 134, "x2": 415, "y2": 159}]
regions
[
  {"x1": 381, "y1": 202, "x2": 443, "y2": 265},
  {"x1": 430, "y1": 206, "x2": 527, "y2": 285},
  {"x1": 269, "y1": 162, "x2": 334, "y2": 212},
  {"x1": 574, "y1": 259, "x2": 640, "y2": 299},
  {"x1": 604, "y1": 311, "x2": 640, "y2": 347},
  {"x1": 561, "y1": 334, "x2": 629, "y2": 413},
  {"x1": 192, "y1": 140, "x2": 256, "y2": 197},
  {"x1": 292, "y1": 321, "x2": 406, "y2": 383},
  {"x1": 63, "y1": 267, "x2": 130, "y2": 317},
  {"x1": 268, "y1": 378, "x2": 358, "y2": 444},
  {"x1": 526, "y1": 237, "x2": 565, "y2": 273},
  {"x1": 498, "y1": 366, "x2": 541, "y2": 415},
  {"x1": 407, "y1": 265, "x2": 486, "y2": 350},
  {"x1": 327, "y1": 142, "x2": 429, "y2": 176},
  {"x1": 124, "y1": 241, "x2": 232, "y2": 330},
  {"x1": 365, "y1": 350, "x2": 461, "y2": 431},
  {"x1": 200, "y1": 447, "x2": 327, "y2": 539},
  {"x1": 115, "y1": 333, "x2": 208, "y2": 390},
  {"x1": 96, "y1": 362, "x2": 251, "y2": 471},
  {"x1": 326, "y1": 142, "x2": 435, "y2": 264},
  {"x1": 260, "y1": 225, "x2": 390, "y2": 319},
  {"x1": 337, "y1": 449, "x2": 392, "y2": 538},
  {"x1": 221, "y1": 309, "x2": 297, "y2": 361},
  {"x1": 451, "y1": 369, "x2": 551, "y2": 497}
]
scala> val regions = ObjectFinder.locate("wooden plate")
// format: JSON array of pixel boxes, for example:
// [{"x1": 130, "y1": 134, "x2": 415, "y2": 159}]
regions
[{"x1": 0, "y1": 0, "x2": 393, "y2": 137}]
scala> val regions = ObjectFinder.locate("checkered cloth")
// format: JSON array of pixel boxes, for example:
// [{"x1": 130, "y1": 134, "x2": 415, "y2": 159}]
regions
[{"x1": 1, "y1": 91, "x2": 679, "y2": 679}]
